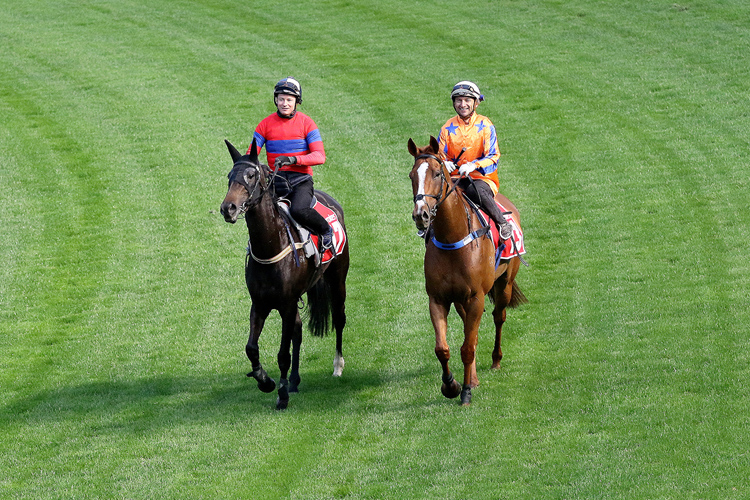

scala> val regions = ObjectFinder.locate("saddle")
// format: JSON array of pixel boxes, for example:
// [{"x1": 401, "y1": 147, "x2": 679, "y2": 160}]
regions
[
  {"x1": 422, "y1": 192, "x2": 526, "y2": 268},
  {"x1": 276, "y1": 196, "x2": 320, "y2": 264},
  {"x1": 268, "y1": 195, "x2": 345, "y2": 266}
]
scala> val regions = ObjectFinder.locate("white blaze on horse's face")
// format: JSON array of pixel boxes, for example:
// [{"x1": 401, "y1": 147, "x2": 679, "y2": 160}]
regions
[
  {"x1": 411, "y1": 160, "x2": 435, "y2": 230},
  {"x1": 415, "y1": 161, "x2": 429, "y2": 212}
]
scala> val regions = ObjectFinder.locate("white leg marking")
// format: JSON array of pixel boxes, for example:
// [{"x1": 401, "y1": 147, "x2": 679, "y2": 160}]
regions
[{"x1": 333, "y1": 353, "x2": 345, "y2": 377}]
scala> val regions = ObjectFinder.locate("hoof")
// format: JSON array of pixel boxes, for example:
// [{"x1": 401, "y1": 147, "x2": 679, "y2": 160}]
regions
[
  {"x1": 257, "y1": 378, "x2": 276, "y2": 393},
  {"x1": 491, "y1": 354, "x2": 502, "y2": 370},
  {"x1": 248, "y1": 367, "x2": 276, "y2": 393},
  {"x1": 276, "y1": 381, "x2": 289, "y2": 410},
  {"x1": 460, "y1": 385, "x2": 472, "y2": 406},
  {"x1": 289, "y1": 374, "x2": 300, "y2": 393},
  {"x1": 441, "y1": 375, "x2": 462, "y2": 399}
]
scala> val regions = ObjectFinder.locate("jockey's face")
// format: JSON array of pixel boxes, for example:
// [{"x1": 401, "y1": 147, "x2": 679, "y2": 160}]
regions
[
  {"x1": 275, "y1": 94, "x2": 297, "y2": 117},
  {"x1": 453, "y1": 96, "x2": 477, "y2": 121}
]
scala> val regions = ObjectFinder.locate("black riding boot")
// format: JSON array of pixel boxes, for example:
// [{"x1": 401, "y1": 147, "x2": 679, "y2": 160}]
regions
[
  {"x1": 284, "y1": 173, "x2": 335, "y2": 253},
  {"x1": 320, "y1": 226, "x2": 334, "y2": 252},
  {"x1": 464, "y1": 179, "x2": 513, "y2": 240},
  {"x1": 481, "y1": 197, "x2": 513, "y2": 240}
]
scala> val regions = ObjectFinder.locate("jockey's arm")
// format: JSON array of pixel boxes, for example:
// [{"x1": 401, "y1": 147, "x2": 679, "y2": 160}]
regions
[{"x1": 293, "y1": 139, "x2": 325, "y2": 166}]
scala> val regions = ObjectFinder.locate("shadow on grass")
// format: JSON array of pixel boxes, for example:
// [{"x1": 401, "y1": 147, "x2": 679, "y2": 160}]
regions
[{"x1": 3, "y1": 365, "x2": 434, "y2": 429}]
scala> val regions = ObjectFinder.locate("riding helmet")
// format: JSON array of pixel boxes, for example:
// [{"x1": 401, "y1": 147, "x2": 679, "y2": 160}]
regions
[
  {"x1": 451, "y1": 81, "x2": 484, "y2": 102},
  {"x1": 274, "y1": 77, "x2": 302, "y2": 104}
]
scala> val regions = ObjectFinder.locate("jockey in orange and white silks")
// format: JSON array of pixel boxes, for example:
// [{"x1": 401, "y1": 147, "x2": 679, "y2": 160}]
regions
[{"x1": 438, "y1": 81, "x2": 513, "y2": 240}]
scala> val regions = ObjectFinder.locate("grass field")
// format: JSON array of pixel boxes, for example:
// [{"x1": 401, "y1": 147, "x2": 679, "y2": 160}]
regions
[{"x1": 2, "y1": 0, "x2": 749, "y2": 498}]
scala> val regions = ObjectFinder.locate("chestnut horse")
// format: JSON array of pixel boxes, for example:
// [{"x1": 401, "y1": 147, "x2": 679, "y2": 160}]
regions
[
  {"x1": 408, "y1": 136, "x2": 527, "y2": 405},
  {"x1": 220, "y1": 139, "x2": 349, "y2": 410}
]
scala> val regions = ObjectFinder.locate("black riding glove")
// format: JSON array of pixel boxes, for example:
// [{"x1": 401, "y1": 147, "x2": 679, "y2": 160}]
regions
[{"x1": 274, "y1": 155, "x2": 297, "y2": 169}]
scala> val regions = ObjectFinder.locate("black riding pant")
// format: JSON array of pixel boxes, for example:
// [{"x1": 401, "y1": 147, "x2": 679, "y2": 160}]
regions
[
  {"x1": 458, "y1": 177, "x2": 504, "y2": 225},
  {"x1": 274, "y1": 172, "x2": 330, "y2": 235}
]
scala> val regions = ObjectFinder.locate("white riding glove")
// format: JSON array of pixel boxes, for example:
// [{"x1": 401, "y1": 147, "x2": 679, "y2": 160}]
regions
[
  {"x1": 444, "y1": 160, "x2": 456, "y2": 173},
  {"x1": 459, "y1": 162, "x2": 477, "y2": 177}
]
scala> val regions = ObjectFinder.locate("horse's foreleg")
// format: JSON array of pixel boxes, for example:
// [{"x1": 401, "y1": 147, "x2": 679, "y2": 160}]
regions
[
  {"x1": 246, "y1": 304, "x2": 276, "y2": 393},
  {"x1": 430, "y1": 298, "x2": 461, "y2": 399},
  {"x1": 275, "y1": 308, "x2": 301, "y2": 410},
  {"x1": 456, "y1": 295, "x2": 484, "y2": 406}
]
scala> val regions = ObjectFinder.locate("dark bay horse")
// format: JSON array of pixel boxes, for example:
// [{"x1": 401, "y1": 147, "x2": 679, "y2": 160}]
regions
[
  {"x1": 408, "y1": 136, "x2": 527, "y2": 406},
  {"x1": 220, "y1": 139, "x2": 349, "y2": 409}
]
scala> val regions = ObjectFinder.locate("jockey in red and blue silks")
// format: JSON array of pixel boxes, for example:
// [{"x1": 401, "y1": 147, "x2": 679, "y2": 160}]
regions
[
  {"x1": 438, "y1": 81, "x2": 513, "y2": 240},
  {"x1": 249, "y1": 77, "x2": 333, "y2": 250}
]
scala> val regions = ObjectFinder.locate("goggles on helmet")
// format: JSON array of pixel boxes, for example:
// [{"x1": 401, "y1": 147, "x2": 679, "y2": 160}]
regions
[
  {"x1": 274, "y1": 78, "x2": 302, "y2": 103},
  {"x1": 451, "y1": 81, "x2": 484, "y2": 102}
]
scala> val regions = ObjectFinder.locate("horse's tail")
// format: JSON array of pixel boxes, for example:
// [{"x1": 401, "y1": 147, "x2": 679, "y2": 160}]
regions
[
  {"x1": 508, "y1": 281, "x2": 528, "y2": 309},
  {"x1": 306, "y1": 278, "x2": 332, "y2": 337}
]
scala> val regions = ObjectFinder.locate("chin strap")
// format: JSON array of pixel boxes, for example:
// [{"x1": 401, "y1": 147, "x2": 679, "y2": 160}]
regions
[{"x1": 276, "y1": 110, "x2": 297, "y2": 119}]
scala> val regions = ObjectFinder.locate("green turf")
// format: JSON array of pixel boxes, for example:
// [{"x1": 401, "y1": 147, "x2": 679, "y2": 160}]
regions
[{"x1": 2, "y1": 0, "x2": 749, "y2": 498}]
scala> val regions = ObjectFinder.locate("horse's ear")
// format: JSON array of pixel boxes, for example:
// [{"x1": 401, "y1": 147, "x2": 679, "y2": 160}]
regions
[
  {"x1": 407, "y1": 138, "x2": 417, "y2": 158},
  {"x1": 225, "y1": 139, "x2": 242, "y2": 163},
  {"x1": 248, "y1": 138, "x2": 259, "y2": 164},
  {"x1": 429, "y1": 135, "x2": 439, "y2": 154}
]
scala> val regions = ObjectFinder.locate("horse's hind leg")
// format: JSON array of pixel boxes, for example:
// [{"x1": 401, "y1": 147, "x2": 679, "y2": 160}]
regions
[
  {"x1": 321, "y1": 257, "x2": 348, "y2": 377},
  {"x1": 246, "y1": 304, "x2": 276, "y2": 393},
  {"x1": 329, "y1": 275, "x2": 347, "y2": 377},
  {"x1": 491, "y1": 279, "x2": 512, "y2": 370},
  {"x1": 289, "y1": 317, "x2": 302, "y2": 393}
]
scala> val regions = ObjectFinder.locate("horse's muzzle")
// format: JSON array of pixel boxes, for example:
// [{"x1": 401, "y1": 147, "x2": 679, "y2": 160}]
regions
[
  {"x1": 412, "y1": 204, "x2": 431, "y2": 230},
  {"x1": 220, "y1": 202, "x2": 238, "y2": 223}
]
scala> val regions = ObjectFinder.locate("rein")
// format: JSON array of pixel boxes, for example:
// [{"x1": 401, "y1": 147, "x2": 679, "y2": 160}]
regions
[
  {"x1": 429, "y1": 192, "x2": 491, "y2": 251},
  {"x1": 413, "y1": 153, "x2": 492, "y2": 252},
  {"x1": 231, "y1": 160, "x2": 303, "y2": 266}
]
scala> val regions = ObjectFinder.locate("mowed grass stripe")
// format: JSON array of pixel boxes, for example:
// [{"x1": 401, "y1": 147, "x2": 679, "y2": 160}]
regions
[
  {"x1": 0, "y1": 45, "x2": 119, "y2": 391},
  {"x1": 2, "y1": 0, "x2": 750, "y2": 498}
]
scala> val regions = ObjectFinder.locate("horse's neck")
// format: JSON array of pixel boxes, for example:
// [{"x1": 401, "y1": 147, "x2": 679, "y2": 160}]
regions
[
  {"x1": 245, "y1": 197, "x2": 288, "y2": 254},
  {"x1": 433, "y1": 191, "x2": 472, "y2": 240}
]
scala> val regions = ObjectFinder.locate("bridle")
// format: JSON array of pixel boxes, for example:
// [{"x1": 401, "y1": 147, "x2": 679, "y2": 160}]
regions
[
  {"x1": 227, "y1": 159, "x2": 307, "y2": 266},
  {"x1": 412, "y1": 151, "x2": 479, "y2": 244},
  {"x1": 227, "y1": 159, "x2": 271, "y2": 218},
  {"x1": 412, "y1": 153, "x2": 461, "y2": 217}
]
